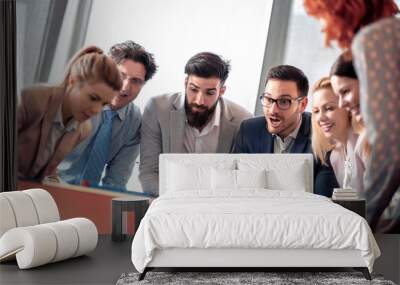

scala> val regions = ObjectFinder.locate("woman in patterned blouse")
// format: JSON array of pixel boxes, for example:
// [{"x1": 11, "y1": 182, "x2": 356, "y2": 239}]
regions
[{"x1": 304, "y1": 0, "x2": 400, "y2": 233}]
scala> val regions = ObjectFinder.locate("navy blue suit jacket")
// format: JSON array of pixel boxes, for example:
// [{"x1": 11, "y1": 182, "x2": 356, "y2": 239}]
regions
[
  {"x1": 233, "y1": 113, "x2": 312, "y2": 154},
  {"x1": 232, "y1": 112, "x2": 337, "y2": 197}
]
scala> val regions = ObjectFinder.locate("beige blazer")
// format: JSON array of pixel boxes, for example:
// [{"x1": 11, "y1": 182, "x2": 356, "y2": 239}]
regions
[
  {"x1": 17, "y1": 85, "x2": 92, "y2": 180},
  {"x1": 139, "y1": 92, "x2": 253, "y2": 195}
]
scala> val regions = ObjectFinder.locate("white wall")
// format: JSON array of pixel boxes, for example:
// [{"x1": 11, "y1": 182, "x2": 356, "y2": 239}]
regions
[
  {"x1": 84, "y1": 0, "x2": 272, "y2": 113},
  {"x1": 84, "y1": 0, "x2": 273, "y2": 192}
]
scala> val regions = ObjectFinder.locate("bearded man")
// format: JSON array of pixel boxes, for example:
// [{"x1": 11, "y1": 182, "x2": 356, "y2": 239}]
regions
[{"x1": 139, "y1": 52, "x2": 252, "y2": 196}]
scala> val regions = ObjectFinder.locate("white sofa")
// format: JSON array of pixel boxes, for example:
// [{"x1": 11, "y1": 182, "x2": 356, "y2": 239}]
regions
[{"x1": 0, "y1": 189, "x2": 98, "y2": 269}]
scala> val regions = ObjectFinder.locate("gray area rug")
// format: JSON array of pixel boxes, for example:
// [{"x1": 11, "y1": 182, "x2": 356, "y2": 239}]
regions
[{"x1": 116, "y1": 272, "x2": 395, "y2": 285}]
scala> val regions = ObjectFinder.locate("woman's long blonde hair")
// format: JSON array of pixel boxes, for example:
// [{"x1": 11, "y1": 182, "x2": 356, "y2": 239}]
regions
[
  {"x1": 61, "y1": 45, "x2": 122, "y2": 92},
  {"x1": 311, "y1": 77, "x2": 337, "y2": 165},
  {"x1": 312, "y1": 76, "x2": 368, "y2": 165}
]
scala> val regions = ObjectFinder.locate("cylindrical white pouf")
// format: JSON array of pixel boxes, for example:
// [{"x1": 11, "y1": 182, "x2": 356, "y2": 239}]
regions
[
  {"x1": 0, "y1": 226, "x2": 57, "y2": 269},
  {"x1": 1, "y1": 192, "x2": 39, "y2": 227},
  {"x1": 23, "y1": 189, "x2": 60, "y2": 223},
  {"x1": 64, "y1": 218, "x2": 98, "y2": 257},
  {"x1": 42, "y1": 221, "x2": 79, "y2": 262},
  {"x1": 0, "y1": 196, "x2": 17, "y2": 237}
]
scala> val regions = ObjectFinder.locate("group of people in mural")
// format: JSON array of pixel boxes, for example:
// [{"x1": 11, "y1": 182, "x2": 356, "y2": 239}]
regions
[{"x1": 17, "y1": 1, "x2": 399, "y2": 233}]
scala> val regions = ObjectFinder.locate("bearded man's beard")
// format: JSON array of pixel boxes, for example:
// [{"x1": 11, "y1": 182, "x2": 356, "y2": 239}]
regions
[{"x1": 184, "y1": 97, "x2": 219, "y2": 129}]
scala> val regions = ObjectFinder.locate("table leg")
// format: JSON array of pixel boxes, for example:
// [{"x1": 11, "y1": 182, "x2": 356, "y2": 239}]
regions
[{"x1": 112, "y1": 201, "x2": 124, "y2": 242}]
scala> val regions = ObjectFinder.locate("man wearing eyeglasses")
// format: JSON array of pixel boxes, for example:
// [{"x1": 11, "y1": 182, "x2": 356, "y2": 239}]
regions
[
  {"x1": 234, "y1": 65, "x2": 310, "y2": 154},
  {"x1": 57, "y1": 41, "x2": 157, "y2": 189},
  {"x1": 233, "y1": 65, "x2": 338, "y2": 198}
]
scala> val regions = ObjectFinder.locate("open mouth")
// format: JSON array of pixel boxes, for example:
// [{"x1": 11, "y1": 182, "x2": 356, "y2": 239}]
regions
[
  {"x1": 120, "y1": 91, "x2": 130, "y2": 97},
  {"x1": 268, "y1": 116, "x2": 282, "y2": 128}
]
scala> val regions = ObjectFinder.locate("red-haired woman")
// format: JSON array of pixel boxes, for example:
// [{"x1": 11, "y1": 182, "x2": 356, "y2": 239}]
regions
[{"x1": 304, "y1": 0, "x2": 400, "y2": 233}]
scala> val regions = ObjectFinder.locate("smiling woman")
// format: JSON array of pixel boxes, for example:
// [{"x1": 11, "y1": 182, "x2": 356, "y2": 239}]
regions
[
  {"x1": 311, "y1": 77, "x2": 365, "y2": 195},
  {"x1": 17, "y1": 46, "x2": 121, "y2": 181}
]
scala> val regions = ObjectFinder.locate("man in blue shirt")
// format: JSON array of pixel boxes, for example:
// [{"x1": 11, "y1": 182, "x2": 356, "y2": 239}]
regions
[{"x1": 58, "y1": 41, "x2": 157, "y2": 189}]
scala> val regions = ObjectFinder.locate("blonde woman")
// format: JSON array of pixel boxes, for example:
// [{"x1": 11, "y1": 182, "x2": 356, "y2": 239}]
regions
[
  {"x1": 311, "y1": 77, "x2": 365, "y2": 195},
  {"x1": 18, "y1": 46, "x2": 122, "y2": 180}
]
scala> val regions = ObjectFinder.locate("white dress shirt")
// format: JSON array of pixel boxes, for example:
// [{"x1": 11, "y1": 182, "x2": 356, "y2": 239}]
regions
[
  {"x1": 273, "y1": 118, "x2": 302, "y2": 154},
  {"x1": 45, "y1": 104, "x2": 78, "y2": 159}
]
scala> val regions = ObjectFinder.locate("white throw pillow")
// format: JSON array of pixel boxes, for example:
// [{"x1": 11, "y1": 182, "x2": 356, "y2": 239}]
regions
[
  {"x1": 265, "y1": 164, "x2": 307, "y2": 191},
  {"x1": 211, "y1": 168, "x2": 236, "y2": 190},
  {"x1": 238, "y1": 158, "x2": 309, "y2": 191},
  {"x1": 167, "y1": 162, "x2": 211, "y2": 192},
  {"x1": 211, "y1": 168, "x2": 267, "y2": 191},
  {"x1": 236, "y1": 169, "x2": 267, "y2": 189}
]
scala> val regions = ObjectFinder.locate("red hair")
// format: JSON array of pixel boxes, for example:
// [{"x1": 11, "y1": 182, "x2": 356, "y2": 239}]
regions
[{"x1": 304, "y1": 0, "x2": 399, "y2": 49}]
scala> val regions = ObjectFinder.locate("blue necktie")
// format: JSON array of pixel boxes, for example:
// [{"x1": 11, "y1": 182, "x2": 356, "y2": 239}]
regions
[{"x1": 81, "y1": 110, "x2": 117, "y2": 185}]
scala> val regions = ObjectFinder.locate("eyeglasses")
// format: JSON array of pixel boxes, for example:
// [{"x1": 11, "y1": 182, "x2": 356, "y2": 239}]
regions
[{"x1": 259, "y1": 95, "x2": 304, "y2": 110}]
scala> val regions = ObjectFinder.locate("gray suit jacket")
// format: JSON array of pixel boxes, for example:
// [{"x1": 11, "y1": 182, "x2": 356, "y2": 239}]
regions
[{"x1": 139, "y1": 92, "x2": 252, "y2": 195}]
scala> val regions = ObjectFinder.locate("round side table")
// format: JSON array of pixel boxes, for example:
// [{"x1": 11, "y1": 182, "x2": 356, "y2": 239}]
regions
[{"x1": 111, "y1": 196, "x2": 150, "y2": 242}]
